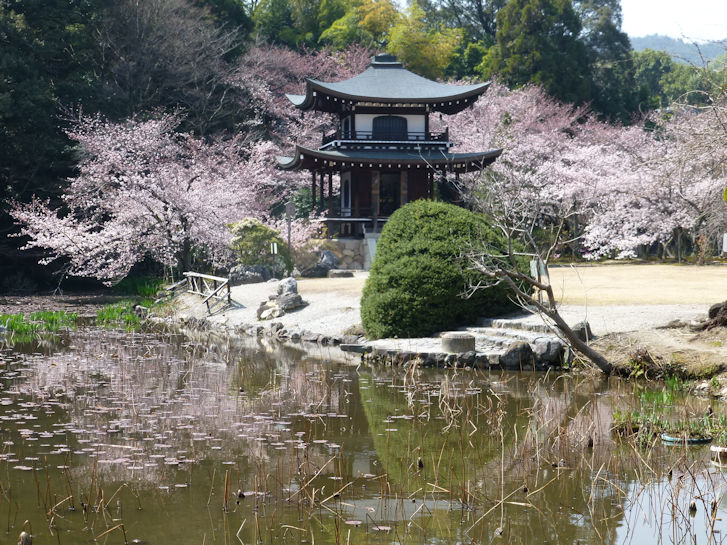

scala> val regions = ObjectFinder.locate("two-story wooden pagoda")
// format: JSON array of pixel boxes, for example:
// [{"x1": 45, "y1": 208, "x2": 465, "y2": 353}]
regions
[{"x1": 277, "y1": 54, "x2": 501, "y2": 267}]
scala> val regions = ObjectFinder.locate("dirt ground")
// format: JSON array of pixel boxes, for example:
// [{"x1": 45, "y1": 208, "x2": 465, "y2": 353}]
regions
[
  {"x1": 297, "y1": 263, "x2": 727, "y2": 305},
  {"x1": 548, "y1": 263, "x2": 727, "y2": 305},
  {"x1": 536, "y1": 263, "x2": 727, "y2": 379}
]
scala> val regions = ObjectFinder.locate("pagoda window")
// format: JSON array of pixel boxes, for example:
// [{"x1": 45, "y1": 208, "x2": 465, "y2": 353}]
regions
[
  {"x1": 372, "y1": 116, "x2": 407, "y2": 141},
  {"x1": 342, "y1": 116, "x2": 352, "y2": 139}
]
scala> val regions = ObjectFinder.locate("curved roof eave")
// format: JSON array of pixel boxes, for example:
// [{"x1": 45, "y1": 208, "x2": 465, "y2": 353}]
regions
[
  {"x1": 307, "y1": 79, "x2": 491, "y2": 104},
  {"x1": 284, "y1": 94, "x2": 308, "y2": 108},
  {"x1": 276, "y1": 146, "x2": 503, "y2": 171},
  {"x1": 276, "y1": 154, "x2": 298, "y2": 170},
  {"x1": 286, "y1": 78, "x2": 491, "y2": 112}
]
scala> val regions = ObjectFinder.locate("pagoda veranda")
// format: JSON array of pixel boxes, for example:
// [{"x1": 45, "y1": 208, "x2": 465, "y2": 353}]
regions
[{"x1": 278, "y1": 54, "x2": 501, "y2": 270}]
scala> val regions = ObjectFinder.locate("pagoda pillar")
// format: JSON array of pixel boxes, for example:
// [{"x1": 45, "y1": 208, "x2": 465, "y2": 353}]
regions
[
  {"x1": 328, "y1": 172, "x2": 333, "y2": 216},
  {"x1": 319, "y1": 172, "x2": 325, "y2": 211},
  {"x1": 371, "y1": 171, "x2": 380, "y2": 216},
  {"x1": 311, "y1": 171, "x2": 317, "y2": 212},
  {"x1": 400, "y1": 171, "x2": 408, "y2": 205},
  {"x1": 372, "y1": 171, "x2": 380, "y2": 232}
]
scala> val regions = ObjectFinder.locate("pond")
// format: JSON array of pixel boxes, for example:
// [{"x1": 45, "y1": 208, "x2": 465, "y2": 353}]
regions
[{"x1": 0, "y1": 323, "x2": 725, "y2": 544}]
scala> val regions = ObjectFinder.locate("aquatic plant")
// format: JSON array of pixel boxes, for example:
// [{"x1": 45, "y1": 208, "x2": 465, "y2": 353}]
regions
[
  {"x1": 96, "y1": 300, "x2": 148, "y2": 330},
  {"x1": 0, "y1": 311, "x2": 78, "y2": 334},
  {"x1": 112, "y1": 276, "x2": 164, "y2": 298},
  {"x1": 0, "y1": 311, "x2": 78, "y2": 346}
]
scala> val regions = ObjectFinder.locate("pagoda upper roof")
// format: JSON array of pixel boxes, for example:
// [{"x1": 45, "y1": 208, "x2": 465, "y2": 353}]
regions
[
  {"x1": 277, "y1": 145, "x2": 502, "y2": 173},
  {"x1": 286, "y1": 54, "x2": 490, "y2": 114}
]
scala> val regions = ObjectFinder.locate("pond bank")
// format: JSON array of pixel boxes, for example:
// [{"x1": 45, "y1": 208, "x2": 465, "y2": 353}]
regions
[{"x1": 166, "y1": 265, "x2": 723, "y2": 374}]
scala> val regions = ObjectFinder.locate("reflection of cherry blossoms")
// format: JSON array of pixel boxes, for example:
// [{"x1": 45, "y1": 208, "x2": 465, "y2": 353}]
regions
[{"x1": 11, "y1": 115, "x2": 303, "y2": 282}]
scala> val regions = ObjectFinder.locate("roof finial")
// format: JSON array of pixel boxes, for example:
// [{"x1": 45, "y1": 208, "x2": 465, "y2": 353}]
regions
[{"x1": 371, "y1": 54, "x2": 402, "y2": 67}]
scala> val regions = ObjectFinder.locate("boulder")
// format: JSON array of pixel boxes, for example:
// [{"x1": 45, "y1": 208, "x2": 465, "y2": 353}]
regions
[
  {"x1": 459, "y1": 351, "x2": 477, "y2": 366},
  {"x1": 276, "y1": 293, "x2": 304, "y2": 311},
  {"x1": 708, "y1": 301, "x2": 727, "y2": 319},
  {"x1": 328, "y1": 269, "x2": 354, "y2": 278},
  {"x1": 533, "y1": 337, "x2": 563, "y2": 364},
  {"x1": 301, "y1": 264, "x2": 328, "y2": 278},
  {"x1": 229, "y1": 264, "x2": 273, "y2": 286},
  {"x1": 258, "y1": 307, "x2": 281, "y2": 320},
  {"x1": 499, "y1": 342, "x2": 534, "y2": 369},
  {"x1": 257, "y1": 292, "x2": 305, "y2": 320},
  {"x1": 701, "y1": 301, "x2": 727, "y2": 330},
  {"x1": 277, "y1": 277, "x2": 297, "y2": 295},
  {"x1": 302, "y1": 250, "x2": 340, "y2": 278},
  {"x1": 320, "y1": 250, "x2": 339, "y2": 269}
]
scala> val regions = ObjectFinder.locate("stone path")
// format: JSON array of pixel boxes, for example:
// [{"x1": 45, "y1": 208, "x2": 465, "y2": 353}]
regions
[{"x1": 353, "y1": 317, "x2": 565, "y2": 370}]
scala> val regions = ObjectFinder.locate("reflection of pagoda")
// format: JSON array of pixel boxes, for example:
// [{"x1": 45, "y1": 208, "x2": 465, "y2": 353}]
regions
[{"x1": 278, "y1": 54, "x2": 501, "y2": 268}]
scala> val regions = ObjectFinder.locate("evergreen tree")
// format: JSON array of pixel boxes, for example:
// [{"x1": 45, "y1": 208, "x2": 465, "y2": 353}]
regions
[
  {"x1": 479, "y1": 0, "x2": 591, "y2": 106},
  {"x1": 0, "y1": 0, "x2": 104, "y2": 288},
  {"x1": 574, "y1": 0, "x2": 637, "y2": 122},
  {"x1": 417, "y1": 0, "x2": 504, "y2": 44},
  {"x1": 632, "y1": 49, "x2": 704, "y2": 109},
  {"x1": 319, "y1": 0, "x2": 399, "y2": 48}
]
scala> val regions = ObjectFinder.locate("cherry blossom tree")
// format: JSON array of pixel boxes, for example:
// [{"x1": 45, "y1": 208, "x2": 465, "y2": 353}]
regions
[
  {"x1": 578, "y1": 108, "x2": 727, "y2": 260},
  {"x1": 10, "y1": 115, "x2": 304, "y2": 282},
  {"x1": 446, "y1": 81, "x2": 601, "y2": 251},
  {"x1": 9, "y1": 46, "x2": 378, "y2": 283},
  {"x1": 234, "y1": 44, "x2": 372, "y2": 147},
  {"x1": 449, "y1": 81, "x2": 727, "y2": 261}
]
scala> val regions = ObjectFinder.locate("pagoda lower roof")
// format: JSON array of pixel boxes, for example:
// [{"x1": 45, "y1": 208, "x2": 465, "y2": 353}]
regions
[
  {"x1": 286, "y1": 55, "x2": 490, "y2": 115},
  {"x1": 276, "y1": 146, "x2": 502, "y2": 173}
]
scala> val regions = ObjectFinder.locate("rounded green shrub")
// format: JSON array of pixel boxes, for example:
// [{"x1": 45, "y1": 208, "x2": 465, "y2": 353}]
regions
[
  {"x1": 229, "y1": 218, "x2": 292, "y2": 275},
  {"x1": 361, "y1": 200, "x2": 519, "y2": 339}
]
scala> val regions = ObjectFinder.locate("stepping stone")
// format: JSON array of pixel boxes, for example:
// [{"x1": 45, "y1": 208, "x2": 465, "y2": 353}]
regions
[{"x1": 442, "y1": 332, "x2": 475, "y2": 353}]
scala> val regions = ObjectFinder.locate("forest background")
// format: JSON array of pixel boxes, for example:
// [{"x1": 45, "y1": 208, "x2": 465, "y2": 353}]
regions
[{"x1": 2, "y1": 0, "x2": 726, "y2": 291}]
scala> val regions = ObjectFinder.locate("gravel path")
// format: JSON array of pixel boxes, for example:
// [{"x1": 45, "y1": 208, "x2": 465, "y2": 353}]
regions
[
  {"x1": 503, "y1": 304, "x2": 707, "y2": 336},
  {"x1": 176, "y1": 274, "x2": 366, "y2": 336},
  {"x1": 175, "y1": 264, "x2": 717, "y2": 338}
]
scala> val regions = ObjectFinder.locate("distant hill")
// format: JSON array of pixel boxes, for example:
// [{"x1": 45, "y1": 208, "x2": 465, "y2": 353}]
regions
[{"x1": 631, "y1": 34, "x2": 726, "y2": 64}]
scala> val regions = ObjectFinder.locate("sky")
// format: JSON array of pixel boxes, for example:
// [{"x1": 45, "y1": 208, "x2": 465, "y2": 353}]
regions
[{"x1": 621, "y1": 0, "x2": 727, "y2": 42}]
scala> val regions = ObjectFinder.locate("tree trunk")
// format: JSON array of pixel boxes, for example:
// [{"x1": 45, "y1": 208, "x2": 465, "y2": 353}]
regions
[
  {"x1": 495, "y1": 270, "x2": 612, "y2": 376},
  {"x1": 180, "y1": 237, "x2": 192, "y2": 272}
]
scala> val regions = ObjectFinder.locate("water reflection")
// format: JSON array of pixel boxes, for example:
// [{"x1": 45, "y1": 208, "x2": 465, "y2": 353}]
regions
[{"x1": 0, "y1": 327, "x2": 724, "y2": 544}]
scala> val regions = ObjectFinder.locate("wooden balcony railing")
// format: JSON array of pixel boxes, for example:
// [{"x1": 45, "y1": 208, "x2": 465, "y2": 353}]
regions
[{"x1": 322, "y1": 128, "x2": 449, "y2": 146}]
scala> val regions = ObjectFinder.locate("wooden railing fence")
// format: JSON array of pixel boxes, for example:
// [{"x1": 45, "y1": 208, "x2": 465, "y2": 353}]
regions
[{"x1": 183, "y1": 272, "x2": 231, "y2": 313}]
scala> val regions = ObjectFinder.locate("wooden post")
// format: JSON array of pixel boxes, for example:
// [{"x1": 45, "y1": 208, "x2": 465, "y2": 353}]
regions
[
  {"x1": 400, "y1": 171, "x2": 408, "y2": 206},
  {"x1": 311, "y1": 171, "x2": 317, "y2": 212},
  {"x1": 328, "y1": 171, "x2": 333, "y2": 217},
  {"x1": 372, "y1": 171, "x2": 380, "y2": 232},
  {"x1": 319, "y1": 172, "x2": 325, "y2": 211}
]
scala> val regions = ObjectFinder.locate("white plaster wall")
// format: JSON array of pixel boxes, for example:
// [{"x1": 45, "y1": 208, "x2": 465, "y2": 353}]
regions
[{"x1": 354, "y1": 114, "x2": 425, "y2": 137}]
